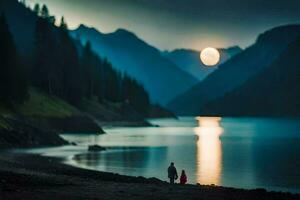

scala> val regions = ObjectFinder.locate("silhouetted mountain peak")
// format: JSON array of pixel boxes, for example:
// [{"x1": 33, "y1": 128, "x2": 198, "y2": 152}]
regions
[
  {"x1": 226, "y1": 45, "x2": 242, "y2": 51},
  {"x1": 203, "y1": 36, "x2": 300, "y2": 116},
  {"x1": 75, "y1": 25, "x2": 140, "y2": 44},
  {"x1": 70, "y1": 24, "x2": 198, "y2": 104},
  {"x1": 166, "y1": 48, "x2": 198, "y2": 54},
  {"x1": 109, "y1": 28, "x2": 140, "y2": 42},
  {"x1": 75, "y1": 25, "x2": 136, "y2": 38},
  {"x1": 162, "y1": 46, "x2": 242, "y2": 80},
  {"x1": 167, "y1": 24, "x2": 300, "y2": 115},
  {"x1": 223, "y1": 46, "x2": 243, "y2": 56},
  {"x1": 76, "y1": 24, "x2": 102, "y2": 35},
  {"x1": 114, "y1": 28, "x2": 135, "y2": 36},
  {"x1": 256, "y1": 24, "x2": 300, "y2": 44},
  {"x1": 77, "y1": 24, "x2": 88, "y2": 30}
]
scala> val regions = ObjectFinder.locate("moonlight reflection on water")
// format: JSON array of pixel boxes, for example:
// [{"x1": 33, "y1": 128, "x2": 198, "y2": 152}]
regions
[{"x1": 195, "y1": 117, "x2": 223, "y2": 185}]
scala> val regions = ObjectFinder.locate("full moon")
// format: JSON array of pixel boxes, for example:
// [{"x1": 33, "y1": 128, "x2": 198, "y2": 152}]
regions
[{"x1": 200, "y1": 47, "x2": 220, "y2": 66}]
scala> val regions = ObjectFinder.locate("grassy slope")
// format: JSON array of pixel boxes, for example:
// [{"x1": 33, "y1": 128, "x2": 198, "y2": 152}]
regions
[
  {"x1": 79, "y1": 99, "x2": 152, "y2": 127},
  {"x1": 0, "y1": 117, "x2": 10, "y2": 130},
  {"x1": 0, "y1": 88, "x2": 81, "y2": 131},
  {"x1": 79, "y1": 98, "x2": 125, "y2": 121},
  {"x1": 16, "y1": 88, "x2": 81, "y2": 118},
  {"x1": 0, "y1": 88, "x2": 82, "y2": 120},
  {"x1": 0, "y1": 88, "x2": 101, "y2": 147},
  {"x1": 0, "y1": 88, "x2": 148, "y2": 132}
]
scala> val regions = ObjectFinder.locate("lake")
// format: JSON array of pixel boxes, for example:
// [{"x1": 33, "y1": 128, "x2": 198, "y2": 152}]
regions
[{"x1": 24, "y1": 117, "x2": 300, "y2": 192}]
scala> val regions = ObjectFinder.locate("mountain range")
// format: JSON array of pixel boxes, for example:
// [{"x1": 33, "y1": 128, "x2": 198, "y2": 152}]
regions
[
  {"x1": 162, "y1": 46, "x2": 242, "y2": 80},
  {"x1": 202, "y1": 36, "x2": 300, "y2": 116},
  {"x1": 71, "y1": 25, "x2": 198, "y2": 105},
  {"x1": 1, "y1": 0, "x2": 197, "y2": 106},
  {"x1": 167, "y1": 25, "x2": 300, "y2": 115},
  {"x1": 2, "y1": 0, "x2": 299, "y2": 117},
  {"x1": 0, "y1": 0, "x2": 241, "y2": 106}
]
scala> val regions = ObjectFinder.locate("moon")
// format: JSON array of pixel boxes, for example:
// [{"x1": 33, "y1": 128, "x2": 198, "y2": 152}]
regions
[{"x1": 200, "y1": 47, "x2": 220, "y2": 66}]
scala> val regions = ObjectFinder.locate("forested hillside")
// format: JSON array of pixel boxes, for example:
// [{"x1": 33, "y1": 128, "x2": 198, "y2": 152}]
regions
[
  {"x1": 0, "y1": 1, "x2": 174, "y2": 147},
  {"x1": 0, "y1": 2, "x2": 150, "y2": 117}
]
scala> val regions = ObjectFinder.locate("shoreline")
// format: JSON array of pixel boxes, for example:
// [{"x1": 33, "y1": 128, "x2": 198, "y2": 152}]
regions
[
  {"x1": 0, "y1": 151, "x2": 299, "y2": 200},
  {"x1": 98, "y1": 120, "x2": 154, "y2": 128}
]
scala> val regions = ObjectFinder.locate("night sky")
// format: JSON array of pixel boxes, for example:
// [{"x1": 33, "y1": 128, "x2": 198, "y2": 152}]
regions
[{"x1": 27, "y1": 0, "x2": 300, "y2": 50}]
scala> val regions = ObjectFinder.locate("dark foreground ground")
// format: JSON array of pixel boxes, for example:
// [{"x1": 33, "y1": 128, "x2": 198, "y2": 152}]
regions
[{"x1": 0, "y1": 152, "x2": 299, "y2": 200}]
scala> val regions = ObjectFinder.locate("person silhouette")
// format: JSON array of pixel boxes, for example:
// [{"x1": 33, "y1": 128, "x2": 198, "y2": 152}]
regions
[
  {"x1": 167, "y1": 162, "x2": 178, "y2": 184},
  {"x1": 180, "y1": 170, "x2": 187, "y2": 185}
]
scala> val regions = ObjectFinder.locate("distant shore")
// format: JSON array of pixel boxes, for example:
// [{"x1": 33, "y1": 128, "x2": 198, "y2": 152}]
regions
[
  {"x1": 98, "y1": 120, "x2": 153, "y2": 128},
  {"x1": 0, "y1": 114, "x2": 156, "y2": 149},
  {"x1": 0, "y1": 151, "x2": 298, "y2": 200}
]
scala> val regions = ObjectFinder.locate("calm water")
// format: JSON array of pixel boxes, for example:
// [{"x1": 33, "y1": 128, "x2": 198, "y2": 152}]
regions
[{"x1": 25, "y1": 117, "x2": 300, "y2": 192}]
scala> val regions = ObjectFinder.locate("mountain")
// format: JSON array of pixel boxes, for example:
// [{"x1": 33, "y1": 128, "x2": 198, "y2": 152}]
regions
[
  {"x1": 71, "y1": 25, "x2": 198, "y2": 105},
  {"x1": 202, "y1": 36, "x2": 300, "y2": 116},
  {"x1": 167, "y1": 25, "x2": 300, "y2": 115},
  {"x1": 162, "y1": 46, "x2": 242, "y2": 80},
  {"x1": 0, "y1": 0, "x2": 160, "y2": 128},
  {"x1": 0, "y1": 0, "x2": 37, "y2": 57}
]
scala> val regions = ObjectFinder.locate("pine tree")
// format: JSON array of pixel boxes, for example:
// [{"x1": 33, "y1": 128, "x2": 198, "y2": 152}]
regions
[
  {"x1": 33, "y1": 3, "x2": 40, "y2": 15},
  {"x1": 58, "y1": 17, "x2": 83, "y2": 104},
  {"x1": 0, "y1": 13, "x2": 28, "y2": 106},
  {"x1": 94, "y1": 55, "x2": 104, "y2": 102},
  {"x1": 120, "y1": 73, "x2": 150, "y2": 115},
  {"x1": 103, "y1": 60, "x2": 119, "y2": 102},
  {"x1": 60, "y1": 16, "x2": 68, "y2": 29},
  {"x1": 40, "y1": 5, "x2": 49, "y2": 19},
  {"x1": 33, "y1": 16, "x2": 58, "y2": 95},
  {"x1": 81, "y1": 41, "x2": 95, "y2": 99},
  {"x1": 40, "y1": 5, "x2": 55, "y2": 24}
]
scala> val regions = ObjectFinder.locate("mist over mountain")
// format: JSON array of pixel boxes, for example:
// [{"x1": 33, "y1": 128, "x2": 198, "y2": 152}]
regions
[
  {"x1": 71, "y1": 25, "x2": 198, "y2": 105},
  {"x1": 168, "y1": 25, "x2": 300, "y2": 115},
  {"x1": 162, "y1": 46, "x2": 242, "y2": 80},
  {"x1": 203, "y1": 36, "x2": 300, "y2": 116}
]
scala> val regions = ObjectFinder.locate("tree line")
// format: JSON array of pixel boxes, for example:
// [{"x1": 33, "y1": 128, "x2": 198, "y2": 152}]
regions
[{"x1": 0, "y1": 4, "x2": 150, "y2": 115}]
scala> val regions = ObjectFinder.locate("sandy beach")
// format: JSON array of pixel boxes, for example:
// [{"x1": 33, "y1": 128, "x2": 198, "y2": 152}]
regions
[{"x1": 0, "y1": 152, "x2": 299, "y2": 200}]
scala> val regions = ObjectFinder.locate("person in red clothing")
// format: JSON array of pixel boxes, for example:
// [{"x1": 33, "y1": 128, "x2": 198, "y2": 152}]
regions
[{"x1": 180, "y1": 170, "x2": 187, "y2": 184}]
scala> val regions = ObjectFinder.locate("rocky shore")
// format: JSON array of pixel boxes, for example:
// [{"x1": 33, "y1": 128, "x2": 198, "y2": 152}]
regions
[
  {"x1": 0, "y1": 152, "x2": 298, "y2": 200},
  {"x1": 0, "y1": 116, "x2": 68, "y2": 148}
]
